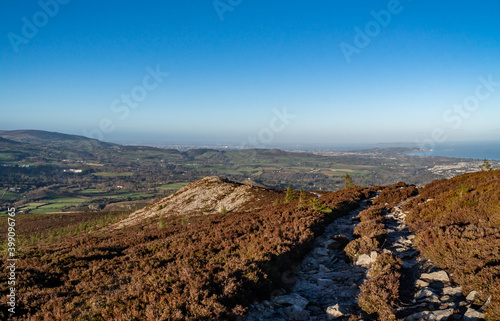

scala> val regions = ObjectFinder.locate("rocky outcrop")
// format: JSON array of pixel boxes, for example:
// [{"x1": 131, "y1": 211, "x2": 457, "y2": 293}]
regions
[{"x1": 113, "y1": 176, "x2": 281, "y2": 228}]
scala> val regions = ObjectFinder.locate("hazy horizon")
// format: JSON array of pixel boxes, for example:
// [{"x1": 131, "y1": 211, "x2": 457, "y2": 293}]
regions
[{"x1": 2, "y1": 1, "x2": 500, "y2": 148}]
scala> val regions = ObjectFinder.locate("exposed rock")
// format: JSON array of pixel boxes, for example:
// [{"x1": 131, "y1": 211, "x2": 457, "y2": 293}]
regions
[
  {"x1": 355, "y1": 254, "x2": 372, "y2": 267},
  {"x1": 466, "y1": 290, "x2": 479, "y2": 302},
  {"x1": 273, "y1": 294, "x2": 309, "y2": 309},
  {"x1": 416, "y1": 279, "x2": 430, "y2": 288},
  {"x1": 318, "y1": 278, "x2": 334, "y2": 287},
  {"x1": 415, "y1": 287, "x2": 435, "y2": 300},
  {"x1": 326, "y1": 304, "x2": 347, "y2": 320},
  {"x1": 463, "y1": 307, "x2": 486, "y2": 321},
  {"x1": 319, "y1": 264, "x2": 331, "y2": 273},
  {"x1": 370, "y1": 250, "x2": 378, "y2": 262},
  {"x1": 284, "y1": 304, "x2": 310, "y2": 321},
  {"x1": 442, "y1": 286, "x2": 462, "y2": 296},
  {"x1": 405, "y1": 308, "x2": 454, "y2": 321},
  {"x1": 420, "y1": 271, "x2": 450, "y2": 283},
  {"x1": 314, "y1": 247, "x2": 329, "y2": 257},
  {"x1": 325, "y1": 239, "x2": 341, "y2": 250}
]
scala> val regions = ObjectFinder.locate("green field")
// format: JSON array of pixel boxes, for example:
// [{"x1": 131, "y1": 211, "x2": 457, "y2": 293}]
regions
[
  {"x1": 93, "y1": 172, "x2": 134, "y2": 177},
  {"x1": 158, "y1": 182, "x2": 189, "y2": 190},
  {"x1": 1, "y1": 192, "x2": 22, "y2": 200}
]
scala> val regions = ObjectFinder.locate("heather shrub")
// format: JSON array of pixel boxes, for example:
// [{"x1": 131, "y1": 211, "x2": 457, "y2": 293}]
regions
[
  {"x1": 353, "y1": 220, "x2": 386, "y2": 242},
  {"x1": 358, "y1": 273, "x2": 400, "y2": 321},
  {"x1": 344, "y1": 237, "x2": 380, "y2": 262},
  {"x1": 373, "y1": 184, "x2": 418, "y2": 208},
  {"x1": 369, "y1": 252, "x2": 402, "y2": 278},
  {"x1": 358, "y1": 252, "x2": 402, "y2": 321},
  {"x1": 358, "y1": 205, "x2": 385, "y2": 221}
]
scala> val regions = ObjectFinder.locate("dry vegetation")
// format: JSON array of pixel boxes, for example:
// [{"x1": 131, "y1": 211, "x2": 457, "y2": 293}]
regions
[
  {"x1": 358, "y1": 253, "x2": 402, "y2": 321},
  {"x1": 403, "y1": 169, "x2": 500, "y2": 319},
  {"x1": 0, "y1": 178, "x2": 377, "y2": 320}
]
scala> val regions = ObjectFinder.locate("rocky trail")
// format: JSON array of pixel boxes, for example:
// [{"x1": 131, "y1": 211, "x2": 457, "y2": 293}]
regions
[{"x1": 245, "y1": 194, "x2": 489, "y2": 321}]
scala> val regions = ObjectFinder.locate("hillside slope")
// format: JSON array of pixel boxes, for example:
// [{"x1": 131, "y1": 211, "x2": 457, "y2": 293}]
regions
[
  {"x1": 403, "y1": 169, "x2": 500, "y2": 319},
  {"x1": 0, "y1": 177, "x2": 376, "y2": 320}
]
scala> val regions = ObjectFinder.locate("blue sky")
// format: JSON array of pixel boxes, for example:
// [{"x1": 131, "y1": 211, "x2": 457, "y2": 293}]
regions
[{"x1": 1, "y1": 0, "x2": 499, "y2": 147}]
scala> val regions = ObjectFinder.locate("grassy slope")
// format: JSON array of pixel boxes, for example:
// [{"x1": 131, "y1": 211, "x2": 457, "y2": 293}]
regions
[{"x1": 403, "y1": 169, "x2": 500, "y2": 319}]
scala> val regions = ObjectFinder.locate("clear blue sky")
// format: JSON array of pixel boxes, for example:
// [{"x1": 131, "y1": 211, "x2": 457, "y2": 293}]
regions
[{"x1": 1, "y1": 0, "x2": 499, "y2": 147}]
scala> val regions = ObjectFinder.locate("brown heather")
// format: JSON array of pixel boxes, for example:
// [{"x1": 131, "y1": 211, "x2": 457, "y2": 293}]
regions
[
  {"x1": 403, "y1": 169, "x2": 500, "y2": 320},
  {"x1": 358, "y1": 252, "x2": 402, "y2": 321},
  {"x1": 0, "y1": 179, "x2": 377, "y2": 320},
  {"x1": 372, "y1": 182, "x2": 418, "y2": 208}
]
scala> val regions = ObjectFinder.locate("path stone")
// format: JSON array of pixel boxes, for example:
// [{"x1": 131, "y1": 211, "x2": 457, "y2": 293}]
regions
[
  {"x1": 464, "y1": 307, "x2": 486, "y2": 320},
  {"x1": 405, "y1": 308, "x2": 454, "y2": 321},
  {"x1": 421, "y1": 271, "x2": 450, "y2": 283},
  {"x1": 466, "y1": 290, "x2": 479, "y2": 302},
  {"x1": 326, "y1": 303, "x2": 348, "y2": 319},
  {"x1": 273, "y1": 293, "x2": 308, "y2": 308}
]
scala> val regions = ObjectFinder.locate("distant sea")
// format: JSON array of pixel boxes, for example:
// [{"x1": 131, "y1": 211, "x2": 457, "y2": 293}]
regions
[
  {"x1": 284, "y1": 141, "x2": 500, "y2": 161},
  {"x1": 408, "y1": 142, "x2": 500, "y2": 161}
]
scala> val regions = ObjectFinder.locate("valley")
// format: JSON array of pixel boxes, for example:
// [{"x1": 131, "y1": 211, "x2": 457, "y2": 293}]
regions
[{"x1": 1, "y1": 130, "x2": 497, "y2": 216}]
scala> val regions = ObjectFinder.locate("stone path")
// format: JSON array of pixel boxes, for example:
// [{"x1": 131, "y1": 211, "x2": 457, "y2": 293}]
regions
[{"x1": 245, "y1": 196, "x2": 490, "y2": 321}]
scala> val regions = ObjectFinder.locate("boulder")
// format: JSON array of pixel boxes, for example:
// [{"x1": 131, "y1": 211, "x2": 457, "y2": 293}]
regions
[
  {"x1": 283, "y1": 304, "x2": 310, "y2": 321},
  {"x1": 355, "y1": 254, "x2": 372, "y2": 267},
  {"x1": 416, "y1": 279, "x2": 430, "y2": 288},
  {"x1": 442, "y1": 286, "x2": 462, "y2": 296},
  {"x1": 273, "y1": 293, "x2": 309, "y2": 309},
  {"x1": 405, "y1": 308, "x2": 454, "y2": 321},
  {"x1": 315, "y1": 247, "x2": 329, "y2": 257},
  {"x1": 325, "y1": 239, "x2": 341, "y2": 250},
  {"x1": 318, "y1": 278, "x2": 334, "y2": 287},
  {"x1": 415, "y1": 287, "x2": 435, "y2": 300},
  {"x1": 326, "y1": 304, "x2": 348, "y2": 320},
  {"x1": 463, "y1": 307, "x2": 486, "y2": 321},
  {"x1": 420, "y1": 271, "x2": 450, "y2": 283},
  {"x1": 466, "y1": 290, "x2": 479, "y2": 302}
]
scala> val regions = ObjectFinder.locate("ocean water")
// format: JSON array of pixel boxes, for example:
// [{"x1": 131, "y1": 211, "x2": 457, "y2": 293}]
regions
[{"x1": 409, "y1": 142, "x2": 500, "y2": 161}]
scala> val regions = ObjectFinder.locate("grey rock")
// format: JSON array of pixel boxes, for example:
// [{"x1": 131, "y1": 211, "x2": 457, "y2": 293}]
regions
[
  {"x1": 273, "y1": 294, "x2": 309, "y2": 309},
  {"x1": 325, "y1": 239, "x2": 341, "y2": 250},
  {"x1": 463, "y1": 307, "x2": 486, "y2": 321},
  {"x1": 420, "y1": 271, "x2": 450, "y2": 283},
  {"x1": 442, "y1": 286, "x2": 462, "y2": 296},
  {"x1": 318, "y1": 278, "x2": 334, "y2": 287},
  {"x1": 284, "y1": 304, "x2": 310, "y2": 321},
  {"x1": 370, "y1": 251, "x2": 378, "y2": 262},
  {"x1": 326, "y1": 304, "x2": 348, "y2": 320},
  {"x1": 355, "y1": 254, "x2": 372, "y2": 267},
  {"x1": 466, "y1": 290, "x2": 479, "y2": 302},
  {"x1": 319, "y1": 264, "x2": 331, "y2": 273},
  {"x1": 416, "y1": 279, "x2": 430, "y2": 288},
  {"x1": 315, "y1": 247, "x2": 329, "y2": 257},
  {"x1": 415, "y1": 287, "x2": 435, "y2": 300},
  {"x1": 405, "y1": 308, "x2": 454, "y2": 321}
]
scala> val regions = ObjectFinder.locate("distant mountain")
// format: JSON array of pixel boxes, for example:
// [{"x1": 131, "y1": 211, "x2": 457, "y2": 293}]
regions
[
  {"x1": 0, "y1": 136, "x2": 22, "y2": 145},
  {"x1": 0, "y1": 130, "x2": 114, "y2": 148}
]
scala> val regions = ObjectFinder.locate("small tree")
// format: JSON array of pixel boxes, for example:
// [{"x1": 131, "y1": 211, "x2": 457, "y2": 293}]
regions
[
  {"x1": 221, "y1": 206, "x2": 228, "y2": 215},
  {"x1": 285, "y1": 185, "x2": 297, "y2": 203},
  {"x1": 343, "y1": 173, "x2": 354, "y2": 189},
  {"x1": 480, "y1": 159, "x2": 493, "y2": 171}
]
